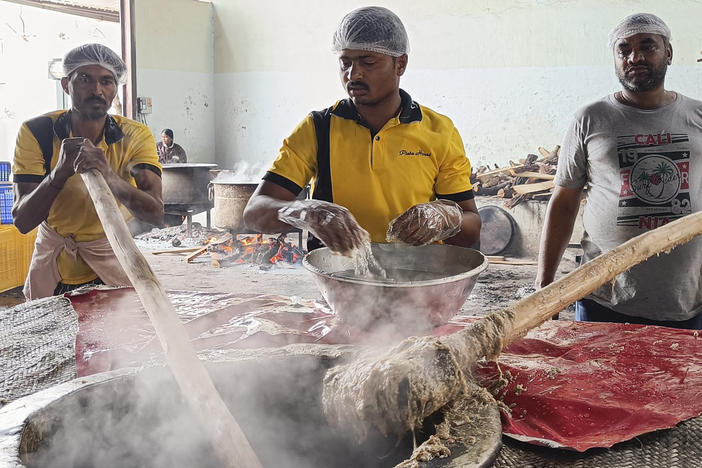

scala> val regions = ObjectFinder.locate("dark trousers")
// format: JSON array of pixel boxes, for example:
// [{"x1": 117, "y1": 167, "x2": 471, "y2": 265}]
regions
[{"x1": 576, "y1": 298, "x2": 702, "y2": 330}]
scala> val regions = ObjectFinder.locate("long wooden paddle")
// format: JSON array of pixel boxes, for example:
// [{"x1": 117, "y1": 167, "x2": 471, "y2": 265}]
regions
[
  {"x1": 81, "y1": 168, "x2": 262, "y2": 468},
  {"x1": 324, "y1": 210, "x2": 702, "y2": 440}
]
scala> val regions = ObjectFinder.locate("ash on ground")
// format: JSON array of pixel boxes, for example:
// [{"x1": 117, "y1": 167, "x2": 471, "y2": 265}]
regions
[{"x1": 134, "y1": 223, "x2": 224, "y2": 250}]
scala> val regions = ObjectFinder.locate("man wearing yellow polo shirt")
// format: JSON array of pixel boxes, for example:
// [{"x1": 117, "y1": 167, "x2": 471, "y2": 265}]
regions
[
  {"x1": 12, "y1": 44, "x2": 163, "y2": 299},
  {"x1": 244, "y1": 7, "x2": 481, "y2": 254}
]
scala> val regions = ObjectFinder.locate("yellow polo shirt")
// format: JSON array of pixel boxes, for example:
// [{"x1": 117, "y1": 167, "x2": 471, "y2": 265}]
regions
[
  {"x1": 264, "y1": 89, "x2": 473, "y2": 242},
  {"x1": 13, "y1": 110, "x2": 161, "y2": 284}
]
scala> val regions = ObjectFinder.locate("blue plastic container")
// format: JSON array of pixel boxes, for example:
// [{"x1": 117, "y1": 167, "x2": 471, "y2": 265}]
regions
[
  {"x1": 0, "y1": 183, "x2": 13, "y2": 224},
  {"x1": 0, "y1": 162, "x2": 10, "y2": 182}
]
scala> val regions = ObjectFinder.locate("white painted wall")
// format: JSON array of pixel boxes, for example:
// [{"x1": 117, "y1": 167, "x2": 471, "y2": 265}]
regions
[
  {"x1": 134, "y1": 0, "x2": 214, "y2": 163},
  {"x1": 0, "y1": 2, "x2": 120, "y2": 165},
  {"x1": 210, "y1": 0, "x2": 702, "y2": 171}
]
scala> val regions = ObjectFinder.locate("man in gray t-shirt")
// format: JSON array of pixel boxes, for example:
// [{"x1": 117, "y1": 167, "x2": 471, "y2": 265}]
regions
[{"x1": 536, "y1": 13, "x2": 702, "y2": 329}]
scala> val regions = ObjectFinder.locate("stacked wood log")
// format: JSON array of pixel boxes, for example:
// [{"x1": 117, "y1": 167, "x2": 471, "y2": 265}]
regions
[{"x1": 471, "y1": 145, "x2": 560, "y2": 209}]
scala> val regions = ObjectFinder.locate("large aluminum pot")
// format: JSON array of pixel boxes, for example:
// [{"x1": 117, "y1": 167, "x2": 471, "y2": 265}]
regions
[
  {"x1": 210, "y1": 181, "x2": 258, "y2": 230},
  {"x1": 161, "y1": 163, "x2": 217, "y2": 205},
  {"x1": 303, "y1": 243, "x2": 488, "y2": 332}
]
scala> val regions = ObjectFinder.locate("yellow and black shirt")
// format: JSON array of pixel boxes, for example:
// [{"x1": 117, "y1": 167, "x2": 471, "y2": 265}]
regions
[
  {"x1": 13, "y1": 110, "x2": 161, "y2": 284},
  {"x1": 265, "y1": 89, "x2": 474, "y2": 246}
]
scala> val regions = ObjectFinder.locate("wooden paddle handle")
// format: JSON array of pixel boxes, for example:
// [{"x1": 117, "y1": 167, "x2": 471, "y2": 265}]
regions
[
  {"x1": 80, "y1": 170, "x2": 262, "y2": 468},
  {"x1": 505, "y1": 210, "x2": 702, "y2": 343}
]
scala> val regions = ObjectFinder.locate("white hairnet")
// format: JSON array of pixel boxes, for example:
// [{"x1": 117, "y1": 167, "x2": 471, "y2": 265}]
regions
[
  {"x1": 63, "y1": 43, "x2": 127, "y2": 84},
  {"x1": 332, "y1": 6, "x2": 409, "y2": 57},
  {"x1": 607, "y1": 13, "x2": 671, "y2": 49}
]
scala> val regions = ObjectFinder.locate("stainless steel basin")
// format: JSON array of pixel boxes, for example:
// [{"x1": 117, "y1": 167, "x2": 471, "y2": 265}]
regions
[{"x1": 303, "y1": 243, "x2": 488, "y2": 332}]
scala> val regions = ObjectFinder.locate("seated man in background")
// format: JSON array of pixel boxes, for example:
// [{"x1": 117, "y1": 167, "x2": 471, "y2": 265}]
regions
[
  {"x1": 244, "y1": 6, "x2": 481, "y2": 254},
  {"x1": 536, "y1": 14, "x2": 702, "y2": 329},
  {"x1": 12, "y1": 43, "x2": 163, "y2": 299},
  {"x1": 157, "y1": 128, "x2": 187, "y2": 164}
]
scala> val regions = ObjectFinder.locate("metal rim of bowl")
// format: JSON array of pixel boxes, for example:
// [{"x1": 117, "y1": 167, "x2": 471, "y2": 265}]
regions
[{"x1": 302, "y1": 244, "x2": 489, "y2": 288}]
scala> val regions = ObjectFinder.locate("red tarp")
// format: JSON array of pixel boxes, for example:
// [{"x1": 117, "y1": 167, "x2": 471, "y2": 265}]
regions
[{"x1": 68, "y1": 288, "x2": 702, "y2": 452}]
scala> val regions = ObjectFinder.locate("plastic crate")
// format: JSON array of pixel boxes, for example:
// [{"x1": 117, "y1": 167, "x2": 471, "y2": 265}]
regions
[
  {"x1": 0, "y1": 225, "x2": 37, "y2": 293},
  {"x1": 0, "y1": 183, "x2": 12, "y2": 224},
  {"x1": 0, "y1": 162, "x2": 9, "y2": 182}
]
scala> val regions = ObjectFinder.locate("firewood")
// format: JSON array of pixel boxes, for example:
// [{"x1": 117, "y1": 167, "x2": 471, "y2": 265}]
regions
[
  {"x1": 513, "y1": 180, "x2": 554, "y2": 195},
  {"x1": 541, "y1": 145, "x2": 561, "y2": 165},
  {"x1": 151, "y1": 247, "x2": 203, "y2": 255},
  {"x1": 525, "y1": 153, "x2": 539, "y2": 164},
  {"x1": 508, "y1": 171, "x2": 555, "y2": 180},
  {"x1": 477, "y1": 165, "x2": 524, "y2": 179},
  {"x1": 184, "y1": 246, "x2": 209, "y2": 263},
  {"x1": 504, "y1": 193, "x2": 531, "y2": 209},
  {"x1": 497, "y1": 186, "x2": 515, "y2": 198},
  {"x1": 480, "y1": 175, "x2": 503, "y2": 188},
  {"x1": 476, "y1": 180, "x2": 511, "y2": 196},
  {"x1": 538, "y1": 146, "x2": 551, "y2": 158}
]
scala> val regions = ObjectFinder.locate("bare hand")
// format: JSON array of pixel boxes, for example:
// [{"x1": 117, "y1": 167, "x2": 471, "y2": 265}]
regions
[
  {"x1": 52, "y1": 137, "x2": 86, "y2": 184},
  {"x1": 73, "y1": 139, "x2": 111, "y2": 177},
  {"x1": 386, "y1": 199, "x2": 463, "y2": 245},
  {"x1": 278, "y1": 199, "x2": 369, "y2": 256}
]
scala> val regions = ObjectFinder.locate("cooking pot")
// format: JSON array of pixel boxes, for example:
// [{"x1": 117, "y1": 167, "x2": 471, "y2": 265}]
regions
[
  {"x1": 1, "y1": 348, "x2": 501, "y2": 467},
  {"x1": 161, "y1": 163, "x2": 217, "y2": 205},
  {"x1": 303, "y1": 243, "x2": 488, "y2": 332},
  {"x1": 209, "y1": 181, "x2": 258, "y2": 230}
]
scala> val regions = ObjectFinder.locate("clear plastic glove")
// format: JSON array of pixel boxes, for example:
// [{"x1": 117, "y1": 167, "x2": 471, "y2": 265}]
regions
[
  {"x1": 386, "y1": 199, "x2": 463, "y2": 245},
  {"x1": 278, "y1": 199, "x2": 369, "y2": 256}
]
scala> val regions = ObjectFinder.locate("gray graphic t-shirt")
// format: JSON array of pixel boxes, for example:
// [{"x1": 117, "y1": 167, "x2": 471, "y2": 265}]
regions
[{"x1": 556, "y1": 93, "x2": 702, "y2": 321}]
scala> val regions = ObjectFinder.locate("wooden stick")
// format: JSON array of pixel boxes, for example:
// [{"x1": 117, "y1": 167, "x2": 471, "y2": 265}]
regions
[
  {"x1": 80, "y1": 170, "x2": 262, "y2": 468},
  {"x1": 504, "y1": 210, "x2": 702, "y2": 340},
  {"x1": 477, "y1": 165, "x2": 524, "y2": 180},
  {"x1": 324, "y1": 210, "x2": 702, "y2": 441},
  {"x1": 489, "y1": 259, "x2": 537, "y2": 265},
  {"x1": 508, "y1": 170, "x2": 555, "y2": 180},
  {"x1": 151, "y1": 246, "x2": 203, "y2": 255},
  {"x1": 513, "y1": 180, "x2": 555, "y2": 195},
  {"x1": 537, "y1": 146, "x2": 551, "y2": 158},
  {"x1": 184, "y1": 246, "x2": 209, "y2": 263}
]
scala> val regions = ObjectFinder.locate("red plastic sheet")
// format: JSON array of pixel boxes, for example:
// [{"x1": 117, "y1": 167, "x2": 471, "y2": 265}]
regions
[{"x1": 68, "y1": 288, "x2": 702, "y2": 452}]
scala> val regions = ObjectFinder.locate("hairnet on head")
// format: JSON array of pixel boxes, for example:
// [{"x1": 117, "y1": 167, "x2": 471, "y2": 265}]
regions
[
  {"x1": 607, "y1": 13, "x2": 671, "y2": 49},
  {"x1": 332, "y1": 6, "x2": 409, "y2": 57},
  {"x1": 63, "y1": 43, "x2": 127, "y2": 84}
]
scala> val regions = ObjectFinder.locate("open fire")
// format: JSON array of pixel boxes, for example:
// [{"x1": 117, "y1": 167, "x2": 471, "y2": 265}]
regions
[{"x1": 207, "y1": 233, "x2": 304, "y2": 267}]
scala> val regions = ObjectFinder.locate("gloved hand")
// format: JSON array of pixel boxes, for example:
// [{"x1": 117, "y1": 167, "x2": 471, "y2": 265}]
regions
[
  {"x1": 278, "y1": 199, "x2": 369, "y2": 256},
  {"x1": 386, "y1": 199, "x2": 463, "y2": 245}
]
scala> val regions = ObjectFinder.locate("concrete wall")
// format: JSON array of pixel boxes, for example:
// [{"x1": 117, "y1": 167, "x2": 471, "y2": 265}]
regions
[
  {"x1": 210, "y1": 0, "x2": 702, "y2": 173},
  {"x1": 134, "y1": 0, "x2": 214, "y2": 163}
]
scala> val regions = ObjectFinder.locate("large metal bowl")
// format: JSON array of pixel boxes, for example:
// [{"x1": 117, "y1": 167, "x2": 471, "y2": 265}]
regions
[{"x1": 303, "y1": 243, "x2": 488, "y2": 332}]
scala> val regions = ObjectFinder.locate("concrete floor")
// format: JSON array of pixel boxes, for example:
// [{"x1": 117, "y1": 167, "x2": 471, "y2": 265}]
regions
[{"x1": 1, "y1": 244, "x2": 579, "y2": 319}]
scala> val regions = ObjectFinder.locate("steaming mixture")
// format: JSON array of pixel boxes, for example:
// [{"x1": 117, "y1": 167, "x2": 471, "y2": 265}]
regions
[
  {"x1": 394, "y1": 382, "x2": 496, "y2": 468},
  {"x1": 331, "y1": 268, "x2": 446, "y2": 283},
  {"x1": 322, "y1": 310, "x2": 515, "y2": 441}
]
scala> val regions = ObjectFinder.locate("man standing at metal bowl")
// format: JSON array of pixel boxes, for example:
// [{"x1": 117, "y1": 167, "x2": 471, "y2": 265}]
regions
[
  {"x1": 244, "y1": 6, "x2": 481, "y2": 255},
  {"x1": 11, "y1": 43, "x2": 164, "y2": 299}
]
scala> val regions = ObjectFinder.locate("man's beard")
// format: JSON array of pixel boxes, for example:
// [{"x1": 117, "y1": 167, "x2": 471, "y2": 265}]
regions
[
  {"x1": 617, "y1": 62, "x2": 667, "y2": 92},
  {"x1": 79, "y1": 98, "x2": 108, "y2": 120}
]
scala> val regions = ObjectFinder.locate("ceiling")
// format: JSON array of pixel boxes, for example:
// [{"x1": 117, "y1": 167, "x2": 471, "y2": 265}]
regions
[{"x1": 2, "y1": 0, "x2": 120, "y2": 22}]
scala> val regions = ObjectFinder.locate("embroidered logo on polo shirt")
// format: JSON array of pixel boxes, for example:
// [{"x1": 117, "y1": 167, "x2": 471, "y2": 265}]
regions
[{"x1": 399, "y1": 149, "x2": 431, "y2": 157}]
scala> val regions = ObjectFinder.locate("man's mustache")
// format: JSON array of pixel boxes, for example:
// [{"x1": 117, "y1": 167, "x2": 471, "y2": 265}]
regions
[
  {"x1": 626, "y1": 65, "x2": 651, "y2": 73},
  {"x1": 347, "y1": 81, "x2": 369, "y2": 91},
  {"x1": 86, "y1": 96, "x2": 107, "y2": 105}
]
